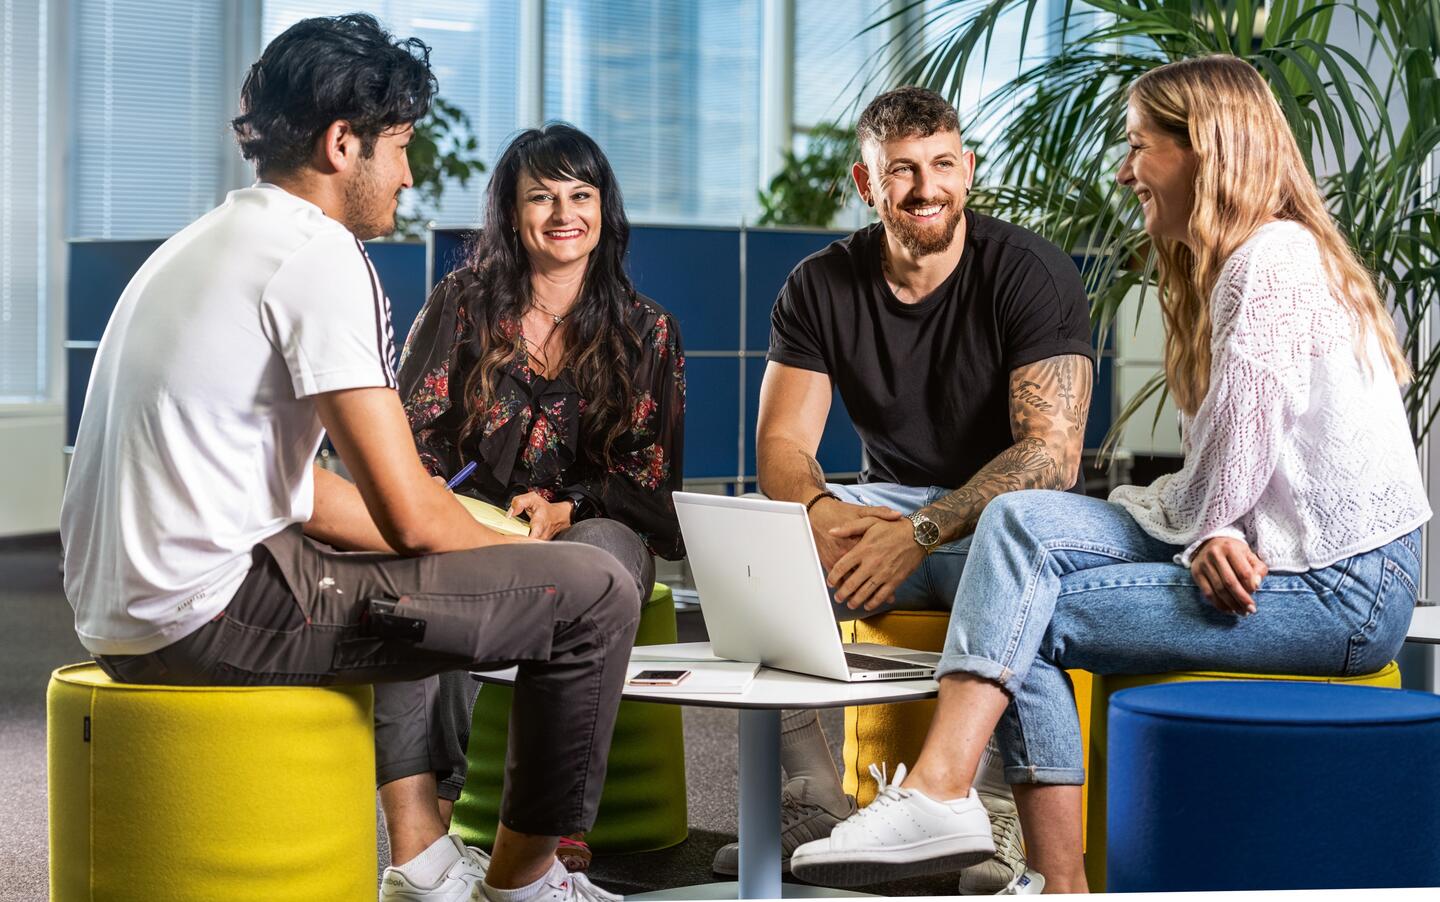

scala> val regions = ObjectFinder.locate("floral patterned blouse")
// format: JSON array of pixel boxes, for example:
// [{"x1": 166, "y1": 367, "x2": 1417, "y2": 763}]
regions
[{"x1": 397, "y1": 268, "x2": 687, "y2": 559}]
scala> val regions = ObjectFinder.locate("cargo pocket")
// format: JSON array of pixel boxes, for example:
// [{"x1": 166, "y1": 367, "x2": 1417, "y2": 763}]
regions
[{"x1": 379, "y1": 585, "x2": 560, "y2": 665}]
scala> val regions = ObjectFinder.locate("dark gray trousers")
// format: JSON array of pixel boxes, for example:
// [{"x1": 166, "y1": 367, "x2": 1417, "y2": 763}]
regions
[
  {"x1": 434, "y1": 518, "x2": 655, "y2": 799},
  {"x1": 94, "y1": 524, "x2": 642, "y2": 836}
]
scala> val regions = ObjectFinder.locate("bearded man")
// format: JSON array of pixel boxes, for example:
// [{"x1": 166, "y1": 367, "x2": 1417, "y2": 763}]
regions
[{"x1": 716, "y1": 86, "x2": 1095, "y2": 894}]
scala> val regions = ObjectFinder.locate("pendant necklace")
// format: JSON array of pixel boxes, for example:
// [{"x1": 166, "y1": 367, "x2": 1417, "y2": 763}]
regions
[{"x1": 532, "y1": 299, "x2": 570, "y2": 325}]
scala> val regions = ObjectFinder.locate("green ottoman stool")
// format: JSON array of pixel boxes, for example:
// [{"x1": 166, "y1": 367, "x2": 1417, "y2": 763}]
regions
[{"x1": 452, "y1": 583, "x2": 689, "y2": 853}]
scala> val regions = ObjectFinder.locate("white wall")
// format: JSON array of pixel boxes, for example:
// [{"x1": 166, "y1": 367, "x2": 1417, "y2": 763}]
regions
[
  {"x1": 0, "y1": 415, "x2": 65, "y2": 536},
  {"x1": 0, "y1": 0, "x2": 67, "y2": 538},
  {"x1": 1111, "y1": 282, "x2": 1183, "y2": 456}
]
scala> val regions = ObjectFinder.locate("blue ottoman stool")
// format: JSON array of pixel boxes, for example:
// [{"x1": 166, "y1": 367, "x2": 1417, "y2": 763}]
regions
[{"x1": 1107, "y1": 681, "x2": 1440, "y2": 892}]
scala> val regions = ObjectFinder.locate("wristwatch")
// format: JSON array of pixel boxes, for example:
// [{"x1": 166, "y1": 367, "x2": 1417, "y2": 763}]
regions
[
  {"x1": 906, "y1": 511, "x2": 943, "y2": 553},
  {"x1": 564, "y1": 491, "x2": 599, "y2": 522}
]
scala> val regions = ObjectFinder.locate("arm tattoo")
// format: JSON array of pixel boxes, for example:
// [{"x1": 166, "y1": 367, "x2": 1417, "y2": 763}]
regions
[
  {"x1": 924, "y1": 354, "x2": 1093, "y2": 541},
  {"x1": 803, "y1": 450, "x2": 826, "y2": 491}
]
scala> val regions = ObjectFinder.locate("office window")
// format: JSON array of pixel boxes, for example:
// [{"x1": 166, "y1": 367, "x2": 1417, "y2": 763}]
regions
[
  {"x1": 70, "y1": 0, "x2": 228, "y2": 239},
  {"x1": 793, "y1": 0, "x2": 889, "y2": 131},
  {"x1": 1, "y1": 0, "x2": 49, "y2": 401},
  {"x1": 263, "y1": 1, "x2": 520, "y2": 227},
  {"x1": 543, "y1": 0, "x2": 762, "y2": 225},
  {"x1": 923, "y1": 0, "x2": 1053, "y2": 147}
]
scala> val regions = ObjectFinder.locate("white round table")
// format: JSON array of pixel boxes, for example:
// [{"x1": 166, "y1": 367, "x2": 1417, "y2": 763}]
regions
[
  {"x1": 472, "y1": 642, "x2": 940, "y2": 899},
  {"x1": 1405, "y1": 605, "x2": 1440, "y2": 645}
]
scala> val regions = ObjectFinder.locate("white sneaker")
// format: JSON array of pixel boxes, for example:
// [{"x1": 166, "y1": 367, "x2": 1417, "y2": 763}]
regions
[
  {"x1": 789, "y1": 763, "x2": 996, "y2": 887},
  {"x1": 381, "y1": 835, "x2": 489, "y2": 901},
  {"x1": 996, "y1": 867, "x2": 1045, "y2": 895},
  {"x1": 483, "y1": 859, "x2": 622, "y2": 902},
  {"x1": 957, "y1": 792, "x2": 1026, "y2": 893}
]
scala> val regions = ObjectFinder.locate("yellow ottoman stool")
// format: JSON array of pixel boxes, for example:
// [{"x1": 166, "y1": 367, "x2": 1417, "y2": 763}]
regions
[
  {"x1": 47, "y1": 663, "x2": 376, "y2": 902},
  {"x1": 1085, "y1": 662, "x2": 1402, "y2": 891},
  {"x1": 839, "y1": 611, "x2": 1093, "y2": 842}
]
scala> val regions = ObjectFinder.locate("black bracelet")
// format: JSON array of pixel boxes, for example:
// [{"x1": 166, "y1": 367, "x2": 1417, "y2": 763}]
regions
[{"x1": 804, "y1": 490, "x2": 840, "y2": 513}]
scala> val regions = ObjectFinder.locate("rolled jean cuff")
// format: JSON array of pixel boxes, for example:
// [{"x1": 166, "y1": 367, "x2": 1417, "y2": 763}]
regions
[
  {"x1": 1004, "y1": 764, "x2": 1086, "y2": 786},
  {"x1": 935, "y1": 652, "x2": 1022, "y2": 695},
  {"x1": 375, "y1": 753, "x2": 435, "y2": 789}
]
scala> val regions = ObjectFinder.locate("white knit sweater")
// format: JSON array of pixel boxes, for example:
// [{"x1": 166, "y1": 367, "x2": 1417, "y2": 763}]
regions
[{"x1": 1109, "y1": 220, "x2": 1431, "y2": 572}]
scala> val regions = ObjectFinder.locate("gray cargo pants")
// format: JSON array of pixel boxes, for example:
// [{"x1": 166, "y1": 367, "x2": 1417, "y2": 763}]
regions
[
  {"x1": 94, "y1": 524, "x2": 642, "y2": 836},
  {"x1": 433, "y1": 518, "x2": 655, "y2": 800}
]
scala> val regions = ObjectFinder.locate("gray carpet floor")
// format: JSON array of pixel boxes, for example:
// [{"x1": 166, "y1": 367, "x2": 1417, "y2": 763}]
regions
[{"x1": 0, "y1": 535, "x2": 955, "y2": 900}]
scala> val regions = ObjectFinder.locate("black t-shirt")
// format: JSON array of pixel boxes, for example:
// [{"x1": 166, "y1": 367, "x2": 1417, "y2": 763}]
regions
[{"x1": 768, "y1": 210, "x2": 1093, "y2": 489}]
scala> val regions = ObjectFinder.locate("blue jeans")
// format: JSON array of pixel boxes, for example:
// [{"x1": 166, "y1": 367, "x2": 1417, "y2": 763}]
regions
[
  {"x1": 826, "y1": 482, "x2": 973, "y2": 616},
  {"x1": 937, "y1": 490, "x2": 1422, "y2": 785}
]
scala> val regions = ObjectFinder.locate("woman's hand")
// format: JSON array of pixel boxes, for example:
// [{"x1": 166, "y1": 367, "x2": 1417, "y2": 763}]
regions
[
  {"x1": 1191, "y1": 536, "x2": 1268, "y2": 615},
  {"x1": 508, "y1": 491, "x2": 574, "y2": 541}
]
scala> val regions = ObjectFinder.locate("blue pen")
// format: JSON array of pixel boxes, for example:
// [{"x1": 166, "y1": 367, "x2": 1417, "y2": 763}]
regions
[{"x1": 445, "y1": 460, "x2": 479, "y2": 490}]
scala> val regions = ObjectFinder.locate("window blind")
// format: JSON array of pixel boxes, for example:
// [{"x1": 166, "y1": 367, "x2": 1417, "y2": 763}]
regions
[
  {"x1": 70, "y1": 0, "x2": 228, "y2": 239},
  {"x1": 1, "y1": 0, "x2": 49, "y2": 401},
  {"x1": 543, "y1": 0, "x2": 762, "y2": 226},
  {"x1": 793, "y1": 0, "x2": 888, "y2": 131}
]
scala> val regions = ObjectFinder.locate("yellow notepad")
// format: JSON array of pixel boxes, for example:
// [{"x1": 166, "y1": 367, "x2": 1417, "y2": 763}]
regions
[{"x1": 453, "y1": 494, "x2": 532, "y2": 537}]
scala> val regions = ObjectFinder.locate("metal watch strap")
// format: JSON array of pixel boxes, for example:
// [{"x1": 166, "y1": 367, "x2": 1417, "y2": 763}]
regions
[{"x1": 907, "y1": 511, "x2": 941, "y2": 553}]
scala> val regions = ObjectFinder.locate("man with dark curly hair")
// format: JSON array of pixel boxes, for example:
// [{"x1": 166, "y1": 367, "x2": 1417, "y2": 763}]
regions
[{"x1": 61, "y1": 15, "x2": 631, "y2": 902}]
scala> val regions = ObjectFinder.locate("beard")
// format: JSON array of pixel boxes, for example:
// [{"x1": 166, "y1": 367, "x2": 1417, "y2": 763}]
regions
[
  {"x1": 878, "y1": 195, "x2": 965, "y2": 257},
  {"x1": 342, "y1": 159, "x2": 397, "y2": 240}
]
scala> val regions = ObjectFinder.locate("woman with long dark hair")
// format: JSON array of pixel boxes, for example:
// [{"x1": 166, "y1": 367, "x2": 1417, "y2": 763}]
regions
[{"x1": 397, "y1": 123, "x2": 686, "y2": 870}]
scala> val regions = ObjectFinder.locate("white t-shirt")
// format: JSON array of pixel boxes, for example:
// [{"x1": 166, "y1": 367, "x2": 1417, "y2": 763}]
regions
[{"x1": 61, "y1": 184, "x2": 397, "y2": 655}]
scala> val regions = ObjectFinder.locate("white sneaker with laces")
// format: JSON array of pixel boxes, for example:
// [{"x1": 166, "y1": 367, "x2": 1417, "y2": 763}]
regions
[
  {"x1": 789, "y1": 763, "x2": 996, "y2": 887},
  {"x1": 380, "y1": 835, "x2": 489, "y2": 902},
  {"x1": 956, "y1": 792, "x2": 1026, "y2": 893},
  {"x1": 996, "y1": 866, "x2": 1045, "y2": 895},
  {"x1": 711, "y1": 775, "x2": 857, "y2": 875},
  {"x1": 483, "y1": 858, "x2": 623, "y2": 902}
]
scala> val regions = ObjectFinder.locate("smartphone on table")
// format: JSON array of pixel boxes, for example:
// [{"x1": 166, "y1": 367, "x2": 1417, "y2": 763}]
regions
[{"x1": 628, "y1": 669, "x2": 691, "y2": 687}]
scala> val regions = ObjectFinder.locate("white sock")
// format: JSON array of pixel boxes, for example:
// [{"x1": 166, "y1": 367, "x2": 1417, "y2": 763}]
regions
[
  {"x1": 395, "y1": 834, "x2": 464, "y2": 888},
  {"x1": 483, "y1": 858, "x2": 566, "y2": 902},
  {"x1": 779, "y1": 709, "x2": 849, "y2": 810}
]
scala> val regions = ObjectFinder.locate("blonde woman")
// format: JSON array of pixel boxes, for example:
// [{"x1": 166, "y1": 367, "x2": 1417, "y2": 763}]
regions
[{"x1": 788, "y1": 55, "x2": 1430, "y2": 895}]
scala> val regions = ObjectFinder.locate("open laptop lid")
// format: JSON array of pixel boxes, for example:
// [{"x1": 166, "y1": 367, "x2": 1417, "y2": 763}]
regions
[{"x1": 673, "y1": 492, "x2": 853, "y2": 681}]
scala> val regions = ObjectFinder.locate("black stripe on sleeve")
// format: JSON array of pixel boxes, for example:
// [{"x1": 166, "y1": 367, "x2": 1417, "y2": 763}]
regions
[{"x1": 354, "y1": 237, "x2": 397, "y2": 388}]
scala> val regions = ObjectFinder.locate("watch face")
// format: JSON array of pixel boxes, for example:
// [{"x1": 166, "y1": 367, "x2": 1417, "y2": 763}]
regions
[{"x1": 913, "y1": 517, "x2": 941, "y2": 547}]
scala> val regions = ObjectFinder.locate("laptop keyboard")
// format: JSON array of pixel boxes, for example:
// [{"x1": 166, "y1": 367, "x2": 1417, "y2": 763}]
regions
[{"x1": 845, "y1": 651, "x2": 923, "y2": 672}]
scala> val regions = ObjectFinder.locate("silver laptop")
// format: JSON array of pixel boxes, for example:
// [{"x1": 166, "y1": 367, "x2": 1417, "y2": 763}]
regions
[{"x1": 673, "y1": 492, "x2": 941, "y2": 682}]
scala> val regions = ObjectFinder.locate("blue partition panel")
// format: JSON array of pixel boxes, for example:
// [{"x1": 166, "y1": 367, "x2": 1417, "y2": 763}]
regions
[
  {"x1": 66, "y1": 347, "x2": 97, "y2": 446},
  {"x1": 683, "y1": 357, "x2": 742, "y2": 480},
  {"x1": 743, "y1": 228, "x2": 846, "y2": 352},
  {"x1": 627, "y1": 226, "x2": 740, "y2": 351},
  {"x1": 67, "y1": 238, "x2": 427, "y2": 446},
  {"x1": 743, "y1": 357, "x2": 863, "y2": 479},
  {"x1": 429, "y1": 228, "x2": 473, "y2": 292},
  {"x1": 1088, "y1": 348, "x2": 1115, "y2": 452},
  {"x1": 365, "y1": 241, "x2": 428, "y2": 346},
  {"x1": 68, "y1": 240, "x2": 163, "y2": 341},
  {"x1": 430, "y1": 226, "x2": 744, "y2": 352}
]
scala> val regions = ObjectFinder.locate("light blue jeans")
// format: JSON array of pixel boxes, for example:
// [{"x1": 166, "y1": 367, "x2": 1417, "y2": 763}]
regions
[
  {"x1": 937, "y1": 490, "x2": 1422, "y2": 785},
  {"x1": 799, "y1": 483, "x2": 1012, "y2": 795},
  {"x1": 826, "y1": 482, "x2": 974, "y2": 615}
]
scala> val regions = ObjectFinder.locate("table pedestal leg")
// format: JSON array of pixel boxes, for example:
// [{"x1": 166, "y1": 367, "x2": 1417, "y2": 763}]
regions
[{"x1": 737, "y1": 708, "x2": 781, "y2": 899}]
